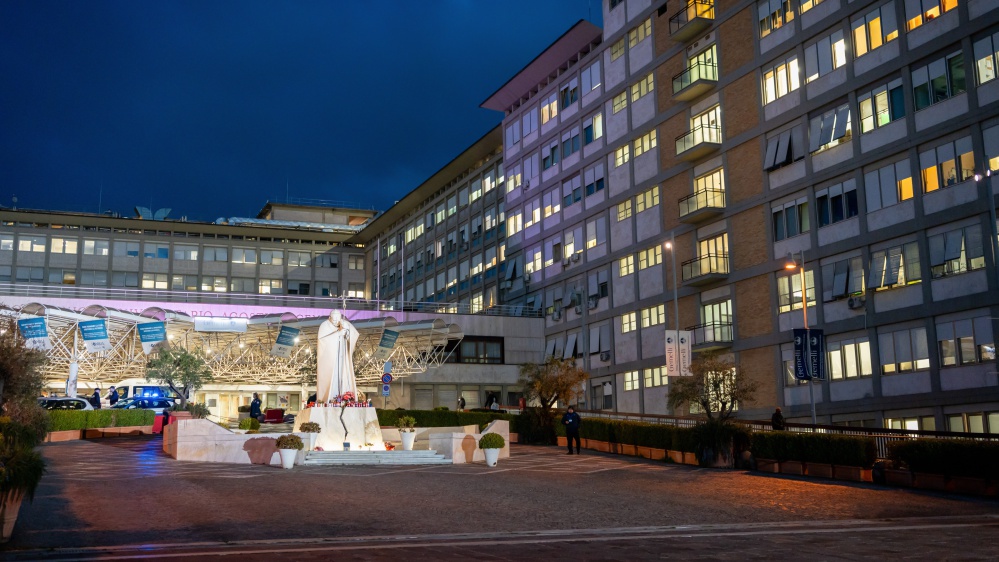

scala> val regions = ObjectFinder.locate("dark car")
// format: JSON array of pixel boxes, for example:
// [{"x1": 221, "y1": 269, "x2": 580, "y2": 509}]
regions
[{"x1": 110, "y1": 397, "x2": 177, "y2": 415}]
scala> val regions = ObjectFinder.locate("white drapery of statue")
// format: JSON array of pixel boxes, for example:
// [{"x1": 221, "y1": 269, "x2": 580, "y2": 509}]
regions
[{"x1": 316, "y1": 310, "x2": 360, "y2": 402}]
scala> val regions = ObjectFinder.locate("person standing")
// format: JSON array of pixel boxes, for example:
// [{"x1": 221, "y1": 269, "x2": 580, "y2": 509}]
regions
[
  {"x1": 90, "y1": 388, "x2": 102, "y2": 409},
  {"x1": 771, "y1": 407, "x2": 786, "y2": 431},
  {"x1": 457, "y1": 395, "x2": 466, "y2": 411},
  {"x1": 250, "y1": 393, "x2": 263, "y2": 422},
  {"x1": 562, "y1": 406, "x2": 581, "y2": 455},
  {"x1": 108, "y1": 386, "x2": 120, "y2": 406}
]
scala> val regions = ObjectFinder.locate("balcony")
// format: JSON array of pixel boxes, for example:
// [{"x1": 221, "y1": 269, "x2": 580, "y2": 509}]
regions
[
  {"x1": 681, "y1": 253, "x2": 729, "y2": 286},
  {"x1": 672, "y1": 62, "x2": 718, "y2": 101},
  {"x1": 675, "y1": 125, "x2": 721, "y2": 161},
  {"x1": 688, "y1": 321, "x2": 733, "y2": 351},
  {"x1": 678, "y1": 188, "x2": 725, "y2": 224},
  {"x1": 670, "y1": 0, "x2": 715, "y2": 43}
]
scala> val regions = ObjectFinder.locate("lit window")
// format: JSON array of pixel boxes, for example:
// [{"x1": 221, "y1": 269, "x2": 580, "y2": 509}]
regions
[
  {"x1": 868, "y1": 241, "x2": 921, "y2": 290},
  {"x1": 638, "y1": 245, "x2": 662, "y2": 269},
  {"x1": 852, "y1": 2, "x2": 899, "y2": 58},
  {"x1": 904, "y1": 0, "x2": 958, "y2": 32},
  {"x1": 541, "y1": 92, "x2": 558, "y2": 124},
  {"x1": 584, "y1": 112, "x2": 604, "y2": 144},
  {"x1": 628, "y1": 18, "x2": 651, "y2": 48},
  {"x1": 632, "y1": 130, "x2": 657, "y2": 158},
  {"x1": 619, "y1": 255, "x2": 634, "y2": 276},
  {"x1": 617, "y1": 200, "x2": 632, "y2": 221},
  {"x1": 808, "y1": 103, "x2": 852, "y2": 153},
  {"x1": 630, "y1": 73, "x2": 654, "y2": 102},
  {"x1": 864, "y1": 159, "x2": 914, "y2": 211},
  {"x1": 879, "y1": 326, "x2": 930, "y2": 375},
  {"x1": 804, "y1": 30, "x2": 847, "y2": 83},
  {"x1": 974, "y1": 31, "x2": 999, "y2": 85},
  {"x1": 613, "y1": 91, "x2": 628, "y2": 113},
  {"x1": 621, "y1": 312, "x2": 637, "y2": 333},
  {"x1": 635, "y1": 186, "x2": 659, "y2": 212},
  {"x1": 758, "y1": 0, "x2": 794, "y2": 38},
  {"x1": 919, "y1": 136, "x2": 974, "y2": 193},
  {"x1": 611, "y1": 38, "x2": 625, "y2": 61},
  {"x1": 928, "y1": 224, "x2": 985, "y2": 278},
  {"x1": 762, "y1": 54, "x2": 800, "y2": 104},
  {"x1": 858, "y1": 79, "x2": 904, "y2": 133},
  {"x1": 641, "y1": 304, "x2": 665, "y2": 328},
  {"x1": 777, "y1": 269, "x2": 816, "y2": 313},
  {"x1": 614, "y1": 144, "x2": 630, "y2": 168}
]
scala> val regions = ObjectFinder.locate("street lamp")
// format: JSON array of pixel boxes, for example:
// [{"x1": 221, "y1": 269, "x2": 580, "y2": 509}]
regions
[
  {"x1": 785, "y1": 251, "x2": 817, "y2": 426},
  {"x1": 665, "y1": 232, "x2": 680, "y2": 338}
]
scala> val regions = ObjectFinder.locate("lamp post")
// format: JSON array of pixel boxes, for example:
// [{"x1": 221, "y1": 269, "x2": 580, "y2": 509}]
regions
[
  {"x1": 665, "y1": 231, "x2": 680, "y2": 337},
  {"x1": 786, "y1": 251, "x2": 817, "y2": 426}
]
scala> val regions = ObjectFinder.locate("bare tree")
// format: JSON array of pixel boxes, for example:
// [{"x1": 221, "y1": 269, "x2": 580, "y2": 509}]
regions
[
  {"x1": 145, "y1": 348, "x2": 214, "y2": 409},
  {"x1": 519, "y1": 356, "x2": 588, "y2": 444},
  {"x1": 667, "y1": 352, "x2": 758, "y2": 422}
]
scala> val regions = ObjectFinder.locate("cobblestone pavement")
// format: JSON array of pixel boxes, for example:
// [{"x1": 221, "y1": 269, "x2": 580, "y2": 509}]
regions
[{"x1": 7, "y1": 436, "x2": 999, "y2": 560}]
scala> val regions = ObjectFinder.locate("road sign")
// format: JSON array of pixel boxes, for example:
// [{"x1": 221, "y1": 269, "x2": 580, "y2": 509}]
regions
[
  {"x1": 381, "y1": 384, "x2": 390, "y2": 397},
  {"x1": 381, "y1": 373, "x2": 393, "y2": 384},
  {"x1": 793, "y1": 328, "x2": 824, "y2": 380}
]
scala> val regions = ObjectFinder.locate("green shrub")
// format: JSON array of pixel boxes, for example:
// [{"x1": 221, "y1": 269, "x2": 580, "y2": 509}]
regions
[
  {"x1": 395, "y1": 416, "x2": 417, "y2": 431},
  {"x1": 275, "y1": 434, "x2": 303, "y2": 450},
  {"x1": 889, "y1": 439, "x2": 999, "y2": 479},
  {"x1": 48, "y1": 410, "x2": 155, "y2": 431},
  {"x1": 433, "y1": 406, "x2": 449, "y2": 411},
  {"x1": 299, "y1": 421, "x2": 321, "y2": 433},
  {"x1": 238, "y1": 417, "x2": 260, "y2": 431},
  {"x1": 479, "y1": 433, "x2": 505, "y2": 449},
  {"x1": 377, "y1": 409, "x2": 518, "y2": 432},
  {"x1": 237, "y1": 405, "x2": 251, "y2": 413},
  {"x1": 672, "y1": 427, "x2": 698, "y2": 453},
  {"x1": 751, "y1": 432, "x2": 876, "y2": 467},
  {"x1": 0, "y1": 419, "x2": 46, "y2": 501}
]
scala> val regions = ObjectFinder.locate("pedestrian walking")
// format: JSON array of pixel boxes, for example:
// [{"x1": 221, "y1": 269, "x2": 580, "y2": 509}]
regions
[
  {"x1": 250, "y1": 393, "x2": 263, "y2": 422},
  {"x1": 771, "y1": 407, "x2": 786, "y2": 431},
  {"x1": 108, "y1": 386, "x2": 120, "y2": 406},
  {"x1": 562, "y1": 406, "x2": 581, "y2": 454}
]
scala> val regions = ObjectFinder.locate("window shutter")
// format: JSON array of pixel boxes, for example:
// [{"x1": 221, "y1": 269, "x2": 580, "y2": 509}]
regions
[
  {"x1": 884, "y1": 246, "x2": 903, "y2": 285},
  {"x1": 965, "y1": 225, "x2": 984, "y2": 260},
  {"x1": 589, "y1": 326, "x2": 601, "y2": 353}
]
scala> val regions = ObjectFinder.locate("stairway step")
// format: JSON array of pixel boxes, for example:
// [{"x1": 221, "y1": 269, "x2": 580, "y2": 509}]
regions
[{"x1": 302, "y1": 449, "x2": 451, "y2": 466}]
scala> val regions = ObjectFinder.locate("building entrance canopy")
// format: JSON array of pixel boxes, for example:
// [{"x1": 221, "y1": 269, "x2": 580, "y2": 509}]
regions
[{"x1": 6, "y1": 302, "x2": 463, "y2": 386}]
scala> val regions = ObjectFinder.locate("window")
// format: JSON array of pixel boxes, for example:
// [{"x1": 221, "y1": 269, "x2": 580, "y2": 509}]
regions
[
  {"x1": 584, "y1": 112, "x2": 604, "y2": 144},
  {"x1": 507, "y1": 211, "x2": 523, "y2": 235},
  {"x1": 821, "y1": 256, "x2": 865, "y2": 301},
  {"x1": 346, "y1": 283, "x2": 365, "y2": 298},
  {"x1": 201, "y1": 276, "x2": 227, "y2": 292},
  {"x1": 636, "y1": 186, "x2": 659, "y2": 212},
  {"x1": 259, "y1": 279, "x2": 283, "y2": 294},
  {"x1": 315, "y1": 252, "x2": 339, "y2": 268},
  {"x1": 348, "y1": 255, "x2": 364, "y2": 270},
  {"x1": 435, "y1": 203, "x2": 446, "y2": 224},
  {"x1": 762, "y1": 54, "x2": 800, "y2": 104},
  {"x1": 852, "y1": 2, "x2": 899, "y2": 58},
  {"x1": 288, "y1": 251, "x2": 311, "y2": 267},
  {"x1": 865, "y1": 159, "x2": 914, "y2": 211},
  {"x1": 17, "y1": 236, "x2": 45, "y2": 253},
  {"x1": 613, "y1": 91, "x2": 628, "y2": 113},
  {"x1": 937, "y1": 316, "x2": 995, "y2": 366},
  {"x1": 522, "y1": 108, "x2": 538, "y2": 136},
  {"x1": 617, "y1": 200, "x2": 633, "y2": 221},
  {"x1": 879, "y1": 326, "x2": 930, "y2": 374},
  {"x1": 259, "y1": 250, "x2": 283, "y2": 265},
  {"x1": 448, "y1": 195, "x2": 457, "y2": 216},
  {"x1": 638, "y1": 245, "x2": 662, "y2": 269},
  {"x1": 457, "y1": 337, "x2": 504, "y2": 364},
  {"x1": 50, "y1": 238, "x2": 78, "y2": 254},
  {"x1": 48, "y1": 269, "x2": 75, "y2": 285},
  {"x1": 542, "y1": 138, "x2": 560, "y2": 170},
  {"x1": 614, "y1": 144, "x2": 630, "y2": 168},
  {"x1": 78, "y1": 270, "x2": 108, "y2": 287},
  {"x1": 799, "y1": 0, "x2": 826, "y2": 14},
  {"x1": 526, "y1": 247, "x2": 542, "y2": 274},
  {"x1": 816, "y1": 180, "x2": 858, "y2": 227},
  {"x1": 763, "y1": 125, "x2": 806, "y2": 171},
  {"x1": 316, "y1": 281, "x2": 337, "y2": 297},
  {"x1": 868, "y1": 241, "x2": 921, "y2": 289},
  {"x1": 690, "y1": 105, "x2": 721, "y2": 139},
  {"x1": 561, "y1": 127, "x2": 580, "y2": 159},
  {"x1": 929, "y1": 224, "x2": 985, "y2": 278},
  {"x1": 203, "y1": 246, "x2": 227, "y2": 262},
  {"x1": 563, "y1": 175, "x2": 583, "y2": 208},
  {"x1": 633, "y1": 130, "x2": 657, "y2": 158},
  {"x1": 974, "y1": 30, "x2": 999, "y2": 85},
  {"x1": 171, "y1": 275, "x2": 198, "y2": 291},
  {"x1": 560, "y1": 77, "x2": 579, "y2": 108},
  {"x1": 541, "y1": 92, "x2": 558, "y2": 125},
  {"x1": 808, "y1": 103, "x2": 852, "y2": 153},
  {"x1": 611, "y1": 38, "x2": 625, "y2": 61},
  {"x1": 827, "y1": 336, "x2": 873, "y2": 380},
  {"x1": 772, "y1": 198, "x2": 809, "y2": 241},
  {"x1": 644, "y1": 367, "x2": 667, "y2": 388},
  {"x1": 83, "y1": 240, "x2": 109, "y2": 256},
  {"x1": 15, "y1": 266, "x2": 43, "y2": 282},
  {"x1": 630, "y1": 73, "x2": 654, "y2": 102},
  {"x1": 624, "y1": 371, "x2": 640, "y2": 391},
  {"x1": 641, "y1": 304, "x2": 665, "y2": 328},
  {"x1": 621, "y1": 312, "x2": 637, "y2": 333},
  {"x1": 174, "y1": 245, "x2": 198, "y2": 261},
  {"x1": 581, "y1": 60, "x2": 602, "y2": 93},
  {"x1": 619, "y1": 255, "x2": 635, "y2": 276},
  {"x1": 804, "y1": 30, "x2": 847, "y2": 83},
  {"x1": 778, "y1": 269, "x2": 816, "y2": 313},
  {"x1": 111, "y1": 272, "x2": 138, "y2": 287},
  {"x1": 523, "y1": 198, "x2": 541, "y2": 229},
  {"x1": 585, "y1": 216, "x2": 607, "y2": 248},
  {"x1": 758, "y1": 0, "x2": 794, "y2": 38},
  {"x1": 230, "y1": 278, "x2": 254, "y2": 293},
  {"x1": 912, "y1": 52, "x2": 966, "y2": 111},
  {"x1": 459, "y1": 187, "x2": 469, "y2": 208},
  {"x1": 628, "y1": 18, "x2": 651, "y2": 48},
  {"x1": 543, "y1": 188, "x2": 561, "y2": 218},
  {"x1": 0, "y1": 235, "x2": 11, "y2": 252},
  {"x1": 920, "y1": 136, "x2": 974, "y2": 192},
  {"x1": 113, "y1": 241, "x2": 139, "y2": 257},
  {"x1": 904, "y1": 0, "x2": 959, "y2": 32},
  {"x1": 230, "y1": 248, "x2": 256, "y2": 264},
  {"x1": 584, "y1": 163, "x2": 605, "y2": 196},
  {"x1": 141, "y1": 273, "x2": 168, "y2": 289},
  {"x1": 858, "y1": 79, "x2": 905, "y2": 133},
  {"x1": 505, "y1": 121, "x2": 521, "y2": 149}
]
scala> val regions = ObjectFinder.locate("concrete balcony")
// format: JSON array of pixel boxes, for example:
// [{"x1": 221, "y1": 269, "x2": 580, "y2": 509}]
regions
[
  {"x1": 681, "y1": 253, "x2": 729, "y2": 286},
  {"x1": 670, "y1": 0, "x2": 715, "y2": 43},
  {"x1": 688, "y1": 321, "x2": 733, "y2": 351},
  {"x1": 672, "y1": 62, "x2": 718, "y2": 101},
  {"x1": 675, "y1": 125, "x2": 721, "y2": 161},
  {"x1": 678, "y1": 188, "x2": 725, "y2": 224}
]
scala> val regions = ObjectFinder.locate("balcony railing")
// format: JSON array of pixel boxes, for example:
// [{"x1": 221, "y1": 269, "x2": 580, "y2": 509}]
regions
[
  {"x1": 669, "y1": 0, "x2": 715, "y2": 42},
  {"x1": 678, "y1": 188, "x2": 726, "y2": 222},
  {"x1": 675, "y1": 124, "x2": 721, "y2": 161},
  {"x1": 672, "y1": 62, "x2": 718, "y2": 99},
  {"x1": 688, "y1": 320, "x2": 734, "y2": 348},
  {"x1": 681, "y1": 253, "x2": 729, "y2": 285}
]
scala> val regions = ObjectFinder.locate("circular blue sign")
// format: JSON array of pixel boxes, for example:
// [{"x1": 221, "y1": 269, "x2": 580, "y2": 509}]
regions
[{"x1": 381, "y1": 373, "x2": 393, "y2": 384}]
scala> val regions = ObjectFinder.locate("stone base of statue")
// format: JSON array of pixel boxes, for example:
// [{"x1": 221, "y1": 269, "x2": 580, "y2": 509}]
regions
[{"x1": 294, "y1": 407, "x2": 384, "y2": 451}]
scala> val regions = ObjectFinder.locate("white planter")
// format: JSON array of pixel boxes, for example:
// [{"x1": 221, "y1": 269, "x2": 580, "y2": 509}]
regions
[
  {"x1": 232, "y1": 429, "x2": 247, "y2": 434},
  {"x1": 483, "y1": 448, "x2": 500, "y2": 467},
  {"x1": 401, "y1": 431, "x2": 416, "y2": 451},
  {"x1": 278, "y1": 448, "x2": 297, "y2": 469}
]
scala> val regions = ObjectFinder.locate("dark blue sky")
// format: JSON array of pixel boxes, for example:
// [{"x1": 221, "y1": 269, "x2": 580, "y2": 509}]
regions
[{"x1": 1, "y1": 1, "x2": 601, "y2": 222}]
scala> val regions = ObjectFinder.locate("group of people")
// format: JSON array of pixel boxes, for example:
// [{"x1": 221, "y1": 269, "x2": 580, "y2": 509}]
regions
[{"x1": 88, "y1": 386, "x2": 120, "y2": 409}]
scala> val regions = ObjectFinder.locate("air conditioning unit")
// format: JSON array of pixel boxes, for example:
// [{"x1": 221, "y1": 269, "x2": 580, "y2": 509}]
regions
[
  {"x1": 599, "y1": 351, "x2": 611, "y2": 361},
  {"x1": 552, "y1": 309, "x2": 562, "y2": 321},
  {"x1": 847, "y1": 296, "x2": 866, "y2": 309},
  {"x1": 574, "y1": 304, "x2": 583, "y2": 314},
  {"x1": 562, "y1": 258, "x2": 571, "y2": 267},
  {"x1": 571, "y1": 253, "x2": 581, "y2": 262}
]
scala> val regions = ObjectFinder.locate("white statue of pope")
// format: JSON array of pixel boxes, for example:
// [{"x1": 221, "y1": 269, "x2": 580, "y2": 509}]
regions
[{"x1": 316, "y1": 310, "x2": 360, "y2": 402}]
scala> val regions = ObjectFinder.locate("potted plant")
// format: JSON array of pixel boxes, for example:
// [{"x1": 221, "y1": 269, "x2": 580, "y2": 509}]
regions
[
  {"x1": 299, "y1": 421, "x2": 321, "y2": 450},
  {"x1": 236, "y1": 417, "x2": 259, "y2": 434},
  {"x1": 396, "y1": 416, "x2": 417, "y2": 451},
  {"x1": 479, "y1": 432, "x2": 505, "y2": 466},
  {"x1": 275, "y1": 434, "x2": 303, "y2": 469},
  {"x1": 237, "y1": 405, "x2": 251, "y2": 420}
]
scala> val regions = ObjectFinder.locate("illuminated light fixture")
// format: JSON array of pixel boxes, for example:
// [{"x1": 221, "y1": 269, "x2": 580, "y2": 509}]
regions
[
  {"x1": 293, "y1": 337, "x2": 300, "y2": 344},
  {"x1": 167, "y1": 334, "x2": 174, "y2": 340},
  {"x1": 784, "y1": 252, "x2": 798, "y2": 271},
  {"x1": 238, "y1": 342, "x2": 245, "y2": 348}
]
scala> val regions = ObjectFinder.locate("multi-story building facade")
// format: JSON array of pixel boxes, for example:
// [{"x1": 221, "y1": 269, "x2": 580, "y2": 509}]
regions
[{"x1": 480, "y1": 0, "x2": 999, "y2": 431}]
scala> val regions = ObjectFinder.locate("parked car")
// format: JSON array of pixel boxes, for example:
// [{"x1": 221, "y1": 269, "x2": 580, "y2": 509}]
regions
[
  {"x1": 110, "y1": 397, "x2": 177, "y2": 415},
  {"x1": 38, "y1": 397, "x2": 94, "y2": 410}
]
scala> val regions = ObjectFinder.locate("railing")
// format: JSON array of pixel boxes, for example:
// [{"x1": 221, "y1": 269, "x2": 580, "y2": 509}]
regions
[
  {"x1": 0, "y1": 283, "x2": 542, "y2": 318},
  {"x1": 681, "y1": 253, "x2": 729, "y2": 281},
  {"x1": 687, "y1": 321, "x2": 734, "y2": 346},
  {"x1": 675, "y1": 125, "x2": 721, "y2": 154},
  {"x1": 672, "y1": 62, "x2": 718, "y2": 94},
  {"x1": 269, "y1": 196, "x2": 377, "y2": 211},
  {"x1": 669, "y1": 0, "x2": 715, "y2": 34},
  {"x1": 678, "y1": 188, "x2": 726, "y2": 218}
]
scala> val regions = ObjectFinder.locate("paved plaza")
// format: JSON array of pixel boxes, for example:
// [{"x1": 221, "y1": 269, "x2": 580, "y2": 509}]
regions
[{"x1": 5, "y1": 436, "x2": 999, "y2": 560}]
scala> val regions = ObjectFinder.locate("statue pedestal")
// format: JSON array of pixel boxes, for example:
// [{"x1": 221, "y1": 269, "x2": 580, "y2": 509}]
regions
[{"x1": 295, "y1": 407, "x2": 384, "y2": 451}]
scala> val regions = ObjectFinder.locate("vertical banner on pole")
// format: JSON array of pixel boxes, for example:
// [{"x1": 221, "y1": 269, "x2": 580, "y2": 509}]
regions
[
  {"x1": 17, "y1": 317, "x2": 52, "y2": 350},
  {"x1": 792, "y1": 329, "x2": 811, "y2": 380},
  {"x1": 809, "y1": 329, "x2": 825, "y2": 380},
  {"x1": 79, "y1": 319, "x2": 113, "y2": 353},
  {"x1": 665, "y1": 329, "x2": 679, "y2": 376},
  {"x1": 270, "y1": 326, "x2": 300, "y2": 358},
  {"x1": 373, "y1": 330, "x2": 399, "y2": 361},
  {"x1": 138, "y1": 322, "x2": 168, "y2": 354},
  {"x1": 678, "y1": 330, "x2": 692, "y2": 376}
]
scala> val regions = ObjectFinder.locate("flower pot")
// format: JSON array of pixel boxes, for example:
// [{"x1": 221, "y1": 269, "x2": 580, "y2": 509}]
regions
[
  {"x1": 619, "y1": 444, "x2": 637, "y2": 456},
  {"x1": 833, "y1": 465, "x2": 872, "y2": 483},
  {"x1": 914, "y1": 472, "x2": 948, "y2": 492},
  {"x1": 947, "y1": 475, "x2": 989, "y2": 496},
  {"x1": 232, "y1": 429, "x2": 247, "y2": 434},
  {"x1": 756, "y1": 458, "x2": 780, "y2": 473},
  {"x1": 667, "y1": 450, "x2": 684, "y2": 464},
  {"x1": 884, "y1": 468, "x2": 913, "y2": 488},
  {"x1": 806, "y1": 463, "x2": 834, "y2": 479},
  {"x1": 279, "y1": 448, "x2": 297, "y2": 469},
  {"x1": 484, "y1": 448, "x2": 500, "y2": 467},
  {"x1": 0, "y1": 490, "x2": 25, "y2": 543},
  {"x1": 636, "y1": 446, "x2": 652, "y2": 459},
  {"x1": 401, "y1": 431, "x2": 416, "y2": 451},
  {"x1": 557, "y1": 436, "x2": 567, "y2": 447},
  {"x1": 682, "y1": 452, "x2": 698, "y2": 465},
  {"x1": 780, "y1": 460, "x2": 804, "y2": 475}
]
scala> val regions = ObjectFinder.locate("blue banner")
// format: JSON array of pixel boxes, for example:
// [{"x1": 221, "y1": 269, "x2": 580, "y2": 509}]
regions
[
  {"x1": 793, "y1": 328, "x2": 825, "y2": 381},
  {"x1": 271, "y1": 326, "x2": 300, "y2": 358},
  {"x1": 17, "y1": 317, "x2": 52, "y2": 350},
  {"x1": 79, "y1": 319, "x2": 112, "y2": 353},
  {"x1": 373, "y1": 329, "x2": 398, "y2": 361},
  {"x1": 138, "y1": 322, "x2": 168, "y2": 354}
]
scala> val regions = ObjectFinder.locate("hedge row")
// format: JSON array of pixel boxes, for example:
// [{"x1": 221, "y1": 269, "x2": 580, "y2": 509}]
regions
[
  {"x1": 555, "y1": 418, "x2": 700, "y2": 453},
  {"x1": 48, "y1": 410, "x2": 156, "y2": 432},
  {"x1": 751, "y1": 432, "x2": 877, "y2": 467},
  {"x1": 376, "y1": 409, "x2": 520, "y2": 432},
  {"x1": 888, "y1": 439, "x2": 999, "y2": 479}
]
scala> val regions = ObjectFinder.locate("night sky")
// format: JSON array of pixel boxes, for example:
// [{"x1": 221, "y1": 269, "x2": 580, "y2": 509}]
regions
[{"x1": 1, "y1": 1, "x2": 602, "y2": 222}]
